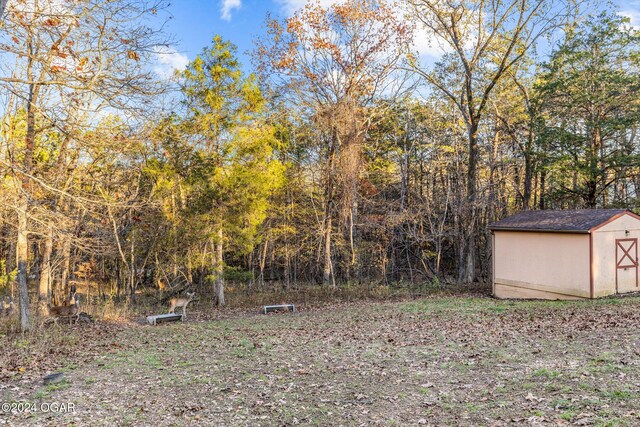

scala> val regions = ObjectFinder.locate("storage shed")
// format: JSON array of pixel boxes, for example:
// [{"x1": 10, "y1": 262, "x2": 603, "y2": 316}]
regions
[{"x1": 489, "y1": 209, "x2": 640, "y2": 300}]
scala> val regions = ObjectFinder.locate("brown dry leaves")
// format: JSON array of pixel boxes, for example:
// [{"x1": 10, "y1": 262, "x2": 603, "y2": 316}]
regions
[{"x1": 3, "y1": 295, "x2": 640, "y2": 426}]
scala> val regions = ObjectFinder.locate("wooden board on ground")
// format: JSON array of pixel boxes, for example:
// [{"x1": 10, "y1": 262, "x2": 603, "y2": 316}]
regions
[
  {"x1": 147, "y1": 313, "x2": 183, "y2": 325},
  {"x1": 262, "y1": 304, "x2": 295, "y2": 314}
]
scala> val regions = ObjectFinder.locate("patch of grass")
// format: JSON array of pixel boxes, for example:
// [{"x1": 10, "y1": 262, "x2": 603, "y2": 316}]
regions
[
  {"x1": 402, "y1": 295, "x2": 640, "y2": 320},
  {"x1": 143, "y1": 354, "x2": 161, "y2": 367},
  {"x1": 402, "y1": 297, "x2": 500, "y2": 316},
  {"x1": 33, "y1": 379, "x2": 72, "y2": 399},
  {"x1": 439, "y1": 360, "x2": 473, "y2": 372},
  {"x1": 550, "y1": 398, "x2": 577, "y2": 411},
  {"x1": 62, "y1": 363, "x2": 78, "y2": 371},
  {"x1": 33, "y1": 389, "x2": 48, "y2": 400},
  {"x1": 587, "y1": 362, "x2": 626, "y2": 374},
  {"x1": 560, "y1": 410, "x2": 577, "y2": 421},
  {"x1": 600, "y1": 389, "x2": 635, "y2": 400},
  {"x1": 45, "y1": 379, "x2": 71, "y2": 392},
  {"x1": 233, "y1": 338, "x2": 256, "y2": 358},
  {"x1": 532, "y1": 368, "x2": 561, "y2": 379},
  {"x1": 545, "y1": 383, "x2": 562, "y2": 392},
  {"x1": 590, "y1": 352, "x2": 615, "y2": 364},
  {"x1": 577, "y1": 381, "x2": 591, "y2": 388},
  {"x1": 464, "y1": 403, "x2": 481, "y2": 412},
  {"x1": 13, "y1": 338, "x2": 30, "y2": 348},
  {"x1": 594, "y1": 418, "x2": 628, "y2": 427}
]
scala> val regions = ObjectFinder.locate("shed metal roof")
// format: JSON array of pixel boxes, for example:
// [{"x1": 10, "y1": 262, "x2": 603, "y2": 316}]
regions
[{"x1": 488, "y1": 209, "x2": 637, "y2": 233}]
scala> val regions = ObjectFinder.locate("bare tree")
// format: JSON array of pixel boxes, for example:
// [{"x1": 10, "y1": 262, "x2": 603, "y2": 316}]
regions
[
  {"x1": 0, "y1": 0, "x2": 171, "y2": 331},
  {"x1": 255, "y1": 0, "x2": 412, "y2": 285},
  {"x1": 408, "y1": 0, "x2": 580, "y2": 283}
]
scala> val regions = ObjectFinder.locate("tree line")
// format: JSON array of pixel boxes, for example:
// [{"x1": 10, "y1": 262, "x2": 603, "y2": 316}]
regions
[{"x1": 1, "y1": 0, "x2": 639, "y2": 331}]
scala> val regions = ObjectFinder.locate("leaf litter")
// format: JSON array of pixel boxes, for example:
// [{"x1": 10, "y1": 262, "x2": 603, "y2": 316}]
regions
[{"x1": 2, "y1": 295, "x2": 640, "y2": 426}]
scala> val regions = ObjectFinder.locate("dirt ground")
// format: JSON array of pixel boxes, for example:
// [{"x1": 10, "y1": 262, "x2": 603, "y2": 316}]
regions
[{"x1": 2, "y1": 294, "x2": 640, "y2": 426}]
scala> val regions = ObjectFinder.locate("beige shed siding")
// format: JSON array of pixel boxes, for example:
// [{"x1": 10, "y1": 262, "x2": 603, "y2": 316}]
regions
[
  {"x1": 493, "y1": 231, "x2": 590, "y2": 299},
  {"x1": 592, "y1": 213, "x2": 640, "y2": 295},
  {"x1": 494, "y1": 283, "x2": 587, "y2": 300},
  {"x1": 593, "y1": 213, "x2": 640, "y2": 233}
]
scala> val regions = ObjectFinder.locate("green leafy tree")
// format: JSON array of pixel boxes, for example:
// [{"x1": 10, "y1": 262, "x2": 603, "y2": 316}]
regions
[
  {"x1": 178, "y1": 36, "x2": 284, "y2": 305},
  {"x1": 537, "y1": 12, "x2": 640, "y2": 207}
]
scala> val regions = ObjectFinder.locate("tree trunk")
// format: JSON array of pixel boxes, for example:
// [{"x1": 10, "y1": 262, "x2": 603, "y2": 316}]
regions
[
  {"x1": 259, "y1": 237, "x2": 268, "y2": 286},
  {"x1": 322, "y1": 213, "x2": 333, "y2": 286},
  {"x1": 186, "y1": 249, "x2": 193, "y2": 284},
  {"x1": 522, "y1": 126, "x2": 535, "y2": 210},
  {"x1": 322, "y1": 123, "x2": 338, "y2": 287},
  {"x1": 16, "y1": 197, "x2": 30, "y2": 332},
  {"x1": 400, "y1": 139, "x2": 408, "y2": 210},
  {"x1": 540, "y1": 168, "x2": 547, "y2": 209},
  {"x1": 457, "y1": 223, "x2": 476, "y2": 284},
  {"x1": 37, "y1": 225, "x2": 53, "y2": 314},
  {"x1": 129, "y1": 229, "x2": 135, "y2": 302},
  {"x1": 523, "y1": 151, "x2": 533, "y2": 210},
  {"x1": 457, "y1": 121, "x2": 479, "y2": 284},
  {"x1": 16, "y1": 42, "x2": 39, "y2": 331},
  {"x1": 60, "y1": 234, "x2": 71, "y2": 300},
  {"x1": 215, "y1": 227, "x2": 225, "y2": 306},
  {"x1": 5, "y1": 235, "x2": 15, "y2": 290},
  {"x1": 467, "y1": 121, "x2": 479, "y2": 200},
  {"x1": 349, "y1": 205, "x2": 356, "y2": 269},
  {"x1": 587, "y1": 126, "x2": 601, "y2": 208}
]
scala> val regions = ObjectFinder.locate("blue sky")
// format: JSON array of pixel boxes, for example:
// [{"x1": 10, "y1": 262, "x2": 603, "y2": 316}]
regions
[
  {"x1": 153, "y1": 0, "x2": 288, "y2": 77},
  {"x1": 168, "y1": 0, "x2": 277, "y2": 58},
  {"x1": 152, "y1": 0, "x2": 640, "y2": 78}
]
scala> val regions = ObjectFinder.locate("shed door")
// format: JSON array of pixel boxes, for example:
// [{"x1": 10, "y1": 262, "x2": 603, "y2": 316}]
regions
[{"x1": 616, "y1": 238, "x2": 638, "y2": 293}]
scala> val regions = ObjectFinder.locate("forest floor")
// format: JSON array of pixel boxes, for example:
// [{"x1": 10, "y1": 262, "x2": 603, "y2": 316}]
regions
[{"x1": 2, "y1": 292, "x2": 640, "y2": 426}]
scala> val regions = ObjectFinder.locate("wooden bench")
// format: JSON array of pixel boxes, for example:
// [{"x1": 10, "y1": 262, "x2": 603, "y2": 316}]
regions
[
  {"x1": 262, "y1": 304, "x2": 295, "y2": 314},
  {"x1": 146, "y1": 313, "x2": 183, "y2": 325}
]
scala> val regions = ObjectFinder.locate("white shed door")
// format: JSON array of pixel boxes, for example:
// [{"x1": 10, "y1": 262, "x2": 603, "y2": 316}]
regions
[{"x1": 616, "y1": 238, "x2": 638, "y2": 293}]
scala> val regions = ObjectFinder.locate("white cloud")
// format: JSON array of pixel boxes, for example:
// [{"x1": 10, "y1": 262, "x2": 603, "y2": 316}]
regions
[
  {"x1": 153, "y1": 46, "x2": 189, "y2": 79},
  {"x1": 618, "y1": 9, "x2": 640, "y2": 29},
  {"x1": 221, "y1": 0, "x2": 241, "y2": 21}
]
